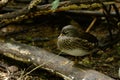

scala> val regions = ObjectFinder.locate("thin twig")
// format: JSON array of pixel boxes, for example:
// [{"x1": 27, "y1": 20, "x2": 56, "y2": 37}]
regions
[{"x1": 86, "y1": 17, "x2": 97, "y2": 32}]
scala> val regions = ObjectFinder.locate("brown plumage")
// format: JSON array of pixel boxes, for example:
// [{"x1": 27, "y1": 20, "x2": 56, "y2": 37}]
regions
[{"x1": 57, "y1": 25, "x2": 98, "y2": 56}]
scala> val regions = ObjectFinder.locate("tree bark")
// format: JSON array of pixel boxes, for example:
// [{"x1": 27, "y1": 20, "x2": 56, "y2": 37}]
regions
[{"x1": 0, "y1": 41, "x2": 115, "y2": 80}]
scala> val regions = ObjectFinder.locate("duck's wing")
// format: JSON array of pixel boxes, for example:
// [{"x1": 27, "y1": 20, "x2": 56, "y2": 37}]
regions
[
  {"x1": 67, "y1": 37, "x2": 96, "y2": 51},
  {"x1": 78, "y1": 32, "x2": 98, "y2": 45}
]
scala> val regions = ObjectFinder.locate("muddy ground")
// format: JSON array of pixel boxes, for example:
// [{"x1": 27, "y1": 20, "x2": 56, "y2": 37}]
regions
[{"x1": 0, "y1": 13, "x2": 119, "y2": 80}]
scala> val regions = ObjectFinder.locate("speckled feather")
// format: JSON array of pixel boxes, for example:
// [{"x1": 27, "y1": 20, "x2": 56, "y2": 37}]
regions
[
  {"x1": 57, "y1": 25, "x2": 98, "y2": 56},
  {"x1": 57, "y1": 36, "x2": 95, "y2": 51}
]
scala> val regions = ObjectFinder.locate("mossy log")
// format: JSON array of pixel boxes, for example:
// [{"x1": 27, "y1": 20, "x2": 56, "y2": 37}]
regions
[{"x1": 0, "y1": 41, "x2": 115, "y2": 80}]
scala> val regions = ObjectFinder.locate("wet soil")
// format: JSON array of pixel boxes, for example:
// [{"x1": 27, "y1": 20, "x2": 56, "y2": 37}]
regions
[{"x1": 0, "y1": 14, "x2": 120, "y2": 80}]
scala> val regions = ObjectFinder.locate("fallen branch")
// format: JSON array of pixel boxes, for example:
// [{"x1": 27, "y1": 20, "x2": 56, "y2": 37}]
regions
[
  {"x1": 0, "y1": 1, "x2": 116, "y2": 28},
  {"x1": 0, "y1": 1, "x2": 70, "y2": 28},
  {"x1": 0, "y1": 0, "x2": 42, "y2": 27},
  {"x1": 0, "y1": 41, "x2": 115, "y2": 80}
]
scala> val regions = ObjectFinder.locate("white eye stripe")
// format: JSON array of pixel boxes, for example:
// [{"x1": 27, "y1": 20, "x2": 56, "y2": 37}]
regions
[{"x1": 62, "y1": 31, "x2": 69, "y2": 34}]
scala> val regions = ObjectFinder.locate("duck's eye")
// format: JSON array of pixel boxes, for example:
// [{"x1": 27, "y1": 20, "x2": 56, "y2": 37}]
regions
[{"x1": 62, "y1": 31, "x2": 68, "y2": 35}]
